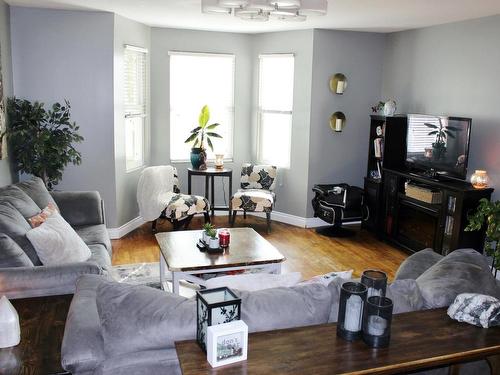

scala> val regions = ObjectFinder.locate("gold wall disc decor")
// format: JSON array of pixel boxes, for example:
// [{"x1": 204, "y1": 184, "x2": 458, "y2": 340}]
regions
[{"x1": 329, "y1": 73, "x2": 347, "y2": 95}]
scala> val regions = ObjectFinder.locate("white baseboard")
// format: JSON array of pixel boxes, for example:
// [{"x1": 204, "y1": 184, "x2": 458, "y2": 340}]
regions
[{"x1": 108, "y1": 216, "x2": 145, "y2": 239}]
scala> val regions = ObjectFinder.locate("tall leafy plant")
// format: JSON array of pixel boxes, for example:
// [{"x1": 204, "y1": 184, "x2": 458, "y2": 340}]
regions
[
  {"x1": 6, "y1": 97, "x2": 84, "y2": 189},
  {"x1": 424, "y1": 118, "x2": 460, "y2": 160},
  {"x1": 184, "y1": 105, "x2": 222, "y2": 151},
  {"x1": 465, "y1": 198, "x2": 500, "y2": 269}
]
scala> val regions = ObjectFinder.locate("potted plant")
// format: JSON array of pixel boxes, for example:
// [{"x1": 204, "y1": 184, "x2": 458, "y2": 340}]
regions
[
  {"x1": 207, "y1": 228, "x2": 220, "y2": 250},
  {"x1": 5, "y1": 98, "x2": 83, "y2": 189},
  {"x1": 424, "y1": 118, "x2": 460, "y2": 161},
  {"x1": 202, "y1": 223, "x2": 214, "y2": 244},
  {"x1": 465, "y1": 198, "x2": 500, "y2": 274},
  {"x1": 184, "y1": 105, "x2": 222, "y2": 170}
]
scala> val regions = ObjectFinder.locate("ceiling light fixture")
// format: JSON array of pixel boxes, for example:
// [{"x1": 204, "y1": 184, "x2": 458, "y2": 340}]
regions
[{"x1": 201, "y1": 0, "x2": 327, "y2": 22}]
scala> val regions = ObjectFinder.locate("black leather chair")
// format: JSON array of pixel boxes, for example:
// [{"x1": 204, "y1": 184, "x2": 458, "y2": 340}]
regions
[{"x1": 311, "y1": 183, "x2": 366, "y2": 237}]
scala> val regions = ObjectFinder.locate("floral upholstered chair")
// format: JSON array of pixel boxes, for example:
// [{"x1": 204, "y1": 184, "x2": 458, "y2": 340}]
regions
[
  {"x1": 230, "y1": 164, "x2": 277, "y2": 233},
  {"x1": 137, "y1": 166, "x2": 210, "y2": 233}
]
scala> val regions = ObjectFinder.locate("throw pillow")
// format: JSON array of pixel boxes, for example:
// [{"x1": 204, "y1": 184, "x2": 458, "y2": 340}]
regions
[
  {"x1": 96, "y1": 280, "x2": 196, "y2": 357},
  {"x1": 26, "y1": 213, "x2": 91, "y2": 265},
  {"x1": 0, "y1": 185, "x2": 41, "y2": 219},
  {"x1": 395, "y1": 248, "x2": 443, "y2": 280},
  {"x1": 204, "y1": 272, "x2": 302, "y2": 291},
  {"x1": 300, "y1": 269, "x2": 353, "y2": 286},
  {"x1": 15, "y1": 177, "x2": 59, "y2": 211},
  {"x1": 0, "y1": 233, "x2": 34, "y2": 268},
  {"x1": 28, "y1": 203, "x2": 59, "y2": 228},
  {"x1": 416, "y1": 248, "x2": 500, "y2": 309}
]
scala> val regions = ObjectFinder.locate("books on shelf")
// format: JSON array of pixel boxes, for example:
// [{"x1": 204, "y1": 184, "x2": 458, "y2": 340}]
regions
[{"x1": 373, "y1": 137, "x2": 384, "y2": 158}]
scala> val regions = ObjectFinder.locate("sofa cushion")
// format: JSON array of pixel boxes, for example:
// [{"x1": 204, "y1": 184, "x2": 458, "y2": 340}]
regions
[
  {"x1": 15, "y1": 177, "x2": 58, "y2": 211},
  {"x1": 75, "y1": 224, "x2": 112, "y2": 254},
  {"x1": 235, "y1": 283, "x2": 332, "y2": 333},
  {"x1": 0, "y1": 233, "x2": 34, "y2": 268},
  {"x1": 416, "y1": 248, "x2": 500, "y2": 309},
  {"x1": 386, "y1": 279, "x2": 424, "y2": 313},
  {"x1": 0, "y1": 202, "x2": 41, "y2": 265},
  {"x1": 395, "y1": 248, "x2": 444, "y2": 280},
  {"x1": 96, "y1": 281, "x2": 196, "y2": 357},
  {"x1": 0, "y1": 185, "x2": 41, "y2": 219},
  {"x1": 26, "y1": 213, "x2": 92, "y2": 266},
  {"x1": 205, "y1": 272, "x2": 302, "y2": 292}
]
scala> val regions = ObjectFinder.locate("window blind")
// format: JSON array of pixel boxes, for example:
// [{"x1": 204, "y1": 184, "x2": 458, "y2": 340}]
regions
[{"x1": 124, "y1": 45, "x2": 148, "y2": 116}]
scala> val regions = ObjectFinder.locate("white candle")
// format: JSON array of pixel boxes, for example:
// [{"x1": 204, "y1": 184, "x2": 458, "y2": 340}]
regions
[
  {"x1": 344, "y1": 294, "x2": 363, "y2": 332},
  {"x1": 367, "y1": 315, "x2": 387, "y2": 336},
  {"x1": 335, "y1": 118, "x2": 343, "y2": 132},
  {"x1": 367, "y1": 287, "x2": 382, "y2": 298},
  {"x1": 336, "y1": 80, "x2": 345, "y2": 94}
]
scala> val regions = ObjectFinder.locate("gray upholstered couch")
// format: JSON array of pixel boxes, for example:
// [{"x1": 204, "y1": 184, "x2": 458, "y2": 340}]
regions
[
  {"x1": 62, "y1": 248, "x2": 498, "y2": 375},
  {"x1": 0, "y1": 177, "x2": 112, "y2": 299}
]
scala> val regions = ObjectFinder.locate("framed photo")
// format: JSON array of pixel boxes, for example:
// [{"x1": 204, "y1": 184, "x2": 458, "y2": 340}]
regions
[{"x1": 207, "y1": 320, "x2": 248, "y2": 368}]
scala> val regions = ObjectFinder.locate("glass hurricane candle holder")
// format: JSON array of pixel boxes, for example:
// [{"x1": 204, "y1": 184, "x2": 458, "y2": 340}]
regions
[
  {"x1": 361, "y1": 270, "x2": 388, "y2": 298},
  {"x1": 362, "y1": 296, "x2": 393, "y2": 348},
  {"x1": 470, "y1": 170, "x2": 490, "y2": 189},
  {"x1": 215, "y1": 154, "x2": 224, "y2": 169},
  {"x1": 337, "y1": 282, "x2": 367, "y2": 341}
]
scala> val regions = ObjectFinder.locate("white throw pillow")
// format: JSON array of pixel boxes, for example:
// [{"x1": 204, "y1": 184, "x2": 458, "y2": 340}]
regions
[
  {"x1": 26, "y1": 213, "x2": 91, "y2": 265},
  {"x1": 205, "y1": 272, "x2": 302, "y2": 292},
  {"x1": 300, "y1": 270, "x2": 354, "y2": 286}
]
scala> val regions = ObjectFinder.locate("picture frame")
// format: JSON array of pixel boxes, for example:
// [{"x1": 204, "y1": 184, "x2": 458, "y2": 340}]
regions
[{"x1": 207, "y1": 320, "x2": 248, "y2": 368}]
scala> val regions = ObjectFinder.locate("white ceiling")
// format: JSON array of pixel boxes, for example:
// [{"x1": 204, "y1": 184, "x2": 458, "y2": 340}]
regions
[{"x1": 6, "y1": 0, "x2": 500, "y2": 33}]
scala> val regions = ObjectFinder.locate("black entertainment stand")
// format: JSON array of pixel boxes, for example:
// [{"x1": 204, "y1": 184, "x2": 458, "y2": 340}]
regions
[{"x1": 381, "y1": 168, "x2": 493, "y2": 255}]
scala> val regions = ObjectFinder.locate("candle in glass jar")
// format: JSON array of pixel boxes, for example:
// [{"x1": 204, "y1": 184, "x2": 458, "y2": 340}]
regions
[
  {"x1": 219, "y1": 229, "x2": 230, "y2": 248},
  {"x1": 344, "y1": 294, "x2": 363, "y2": 332},
  {"x1": 367, "y1": 315, "x2": 387, "y2": 336}
]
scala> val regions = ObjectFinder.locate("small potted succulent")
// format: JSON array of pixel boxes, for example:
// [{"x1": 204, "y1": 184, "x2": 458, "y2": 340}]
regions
[
  {"x1": 202, "y1": 223, "x2": 214, "y2": 245},
  {"x1": 207, "y1": 228, "x2": 220, "y2": 251}
]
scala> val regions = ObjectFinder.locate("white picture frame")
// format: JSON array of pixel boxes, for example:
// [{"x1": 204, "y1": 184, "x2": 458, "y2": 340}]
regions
[{"x1": 207, "y1": 320, "x2": 248, "y2": 368}]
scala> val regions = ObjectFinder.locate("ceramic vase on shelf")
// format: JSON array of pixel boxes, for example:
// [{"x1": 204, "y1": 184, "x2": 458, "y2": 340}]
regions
[
  {"x1": 383, "y1": 100, "x2": 396, "y2": 117},
  {"x1": 0, "y1": 296, "x2": 20, "y2": 348},
  {"x1": 190, "y1": 148, "x2": 207, "y2": 170}
]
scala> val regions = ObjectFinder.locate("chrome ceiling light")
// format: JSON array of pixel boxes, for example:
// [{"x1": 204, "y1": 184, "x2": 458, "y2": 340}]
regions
[{"x1": 201, "y1": 0, "x2": 327, "y2": 21}]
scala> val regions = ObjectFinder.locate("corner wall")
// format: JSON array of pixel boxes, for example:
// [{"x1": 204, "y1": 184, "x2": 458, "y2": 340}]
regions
[
  {"x1": 0, "y1": 0, "x2": 13, "y2": 186},
  {"x1": 381, "y1": 15, "x2": 500, "y2": 199}
]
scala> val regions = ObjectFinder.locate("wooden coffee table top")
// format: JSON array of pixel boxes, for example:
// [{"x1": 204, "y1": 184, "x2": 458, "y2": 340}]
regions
[
  {"x1": 156, "y1": 228, "x2": 285, "y2": 272},
  {"x1": 0, "y1": 294, "x2": 72, "y2": 375},
  {"x1": 175, "y1": 308, "x2": 500, "y2": 375}
]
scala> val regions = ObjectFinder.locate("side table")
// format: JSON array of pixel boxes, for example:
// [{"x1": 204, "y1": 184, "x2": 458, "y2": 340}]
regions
[
  {"x1": 188, "y1": 167, "x2": 233, "y2": 219},
  {"x1": 0, "y1": 294, "x2": 72, "y2": 375}
]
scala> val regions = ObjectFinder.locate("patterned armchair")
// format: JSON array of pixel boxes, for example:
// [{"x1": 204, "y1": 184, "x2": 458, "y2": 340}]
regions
[
  {"x1": 137, "y1": 166, "x2": 210, "y2": 233},
  {"x1": 230, "y1": 164, "x2": 277, "y2": 233}
]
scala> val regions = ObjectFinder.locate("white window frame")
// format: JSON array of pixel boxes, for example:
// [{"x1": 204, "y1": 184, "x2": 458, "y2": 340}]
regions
[
  {"x1": 124, "y1": 44, "x2": 148, "y2": 172},
  {"x1": 257, "y1": 53, "x2": 294, "y2": 169},
  {"x1": 169, "y1": 51, "x2": 235, "y2": 162}
]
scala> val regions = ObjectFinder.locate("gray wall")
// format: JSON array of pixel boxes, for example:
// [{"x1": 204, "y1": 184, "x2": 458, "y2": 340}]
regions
[
  {"x1": 251, "y1": 30, "x2": 314, "y2": 218},
  {"x1": 10, "y1": 7, "x2": 119, "y2": 225},
  {"x1": 382, "y1": 15, "x2": 500, "y2": 199},
  {"x1": 0, "y1": 0, "x2": 13, "y2": 186},
  {"x1": 306, "y1": 29, "x2": 386, "y2": 217},
  {"x1": 113, "y1": 15, "x2": 151, "y2": 226},
  {"x1": 150, "y1": 28, "x2": 253, "y2": 205}
]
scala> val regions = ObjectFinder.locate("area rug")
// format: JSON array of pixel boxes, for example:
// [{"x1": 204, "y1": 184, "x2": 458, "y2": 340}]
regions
[{"x1": 111, "y1": 262, "x2": 163, "y2": 289}]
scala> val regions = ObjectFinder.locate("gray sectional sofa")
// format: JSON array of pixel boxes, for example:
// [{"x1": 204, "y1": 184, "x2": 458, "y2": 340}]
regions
[
  {"x1": 0, "y1": 177, "x2": 112, "y2": 298},
  {"x1": 62, "y1": 248, "x2": 498, "y2": 375}
]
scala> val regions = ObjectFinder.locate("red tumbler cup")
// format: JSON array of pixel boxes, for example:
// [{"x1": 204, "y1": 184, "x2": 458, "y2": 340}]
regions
[{"x1": 219, "y1": 229, "x2": 230, "y2": 248}]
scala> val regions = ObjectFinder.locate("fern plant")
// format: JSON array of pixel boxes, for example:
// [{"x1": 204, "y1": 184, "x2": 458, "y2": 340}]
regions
[
  {"x1": 465, "y1": 198, "x2": 500, "y2": 269},
  {"x1": 6, "y1": 97, "x2": 83, "y2": 189}
]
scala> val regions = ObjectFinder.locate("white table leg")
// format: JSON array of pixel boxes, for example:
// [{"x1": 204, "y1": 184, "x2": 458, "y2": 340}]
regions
[
  {"x1": 172, "y1": 271, "x2": 180, "y2": 294},
  {"x1": 159, "y1": 254, "x2": 172, "y2": 292},
  {"x1": 273, "y1": 263, "x2": 282, "y2": 274}
]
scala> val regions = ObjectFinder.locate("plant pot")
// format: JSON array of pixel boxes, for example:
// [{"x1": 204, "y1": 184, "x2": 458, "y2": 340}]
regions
[
  {"x1": 190, "y1": 148, "x2": 207, "y2": 170},
  {"x1": 202, "y1": 231, "x2": 211, "y2": 244},
  {"x1": 209, "y1": 237, "x2": 220, "y2": 250}
]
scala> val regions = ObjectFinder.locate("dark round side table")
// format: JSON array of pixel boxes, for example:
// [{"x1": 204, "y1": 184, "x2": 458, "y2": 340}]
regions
[{"x1": 187, "y1": 167, "x2": 233, "y2": 218}]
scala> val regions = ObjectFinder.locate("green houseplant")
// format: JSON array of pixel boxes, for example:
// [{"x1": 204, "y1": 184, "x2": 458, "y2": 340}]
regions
[
  {"x1": 184, "y1": 105, "x2": 222, "y2": 170},
  {"x1": 424, "y1": 118, "x2": 460, "y2": 161},
  {"x1": 465, "y1": 198, "x2": 500, "y2": 271},
  {"x1": 6, "y1": 97, "x2": 83, "y2": 189}
]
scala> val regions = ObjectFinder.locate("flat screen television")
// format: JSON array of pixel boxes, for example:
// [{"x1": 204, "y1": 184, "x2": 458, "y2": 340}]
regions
[{"x1": 406, "y1": 114, "x2": 472, "y2": 180}]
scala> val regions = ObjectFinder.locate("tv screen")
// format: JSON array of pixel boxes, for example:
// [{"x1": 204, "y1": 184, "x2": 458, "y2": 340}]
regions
[{"x1": 406, "y1": 114, "x2": 471, "y2": 180}]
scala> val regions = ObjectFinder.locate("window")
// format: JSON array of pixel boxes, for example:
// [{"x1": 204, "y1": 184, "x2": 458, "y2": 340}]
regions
[
  {"x1": 124, "y1": 45, "x2": 148, "y2": 171},
  {"x1": 257, "y1": 54, "x2": 294, "y2": 168},
  {"x1": 407, "y1": 115, "x2": 446, "y2": 154},
  {"x1": 169, "y1": 52, "x2": 235, "y2": 161}
]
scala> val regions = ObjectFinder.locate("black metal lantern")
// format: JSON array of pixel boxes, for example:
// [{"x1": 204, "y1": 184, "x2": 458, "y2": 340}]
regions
[
  {"x1": 361, "y1": 269, "x2": 388, "y2": 298},
  {"x1": 337, "y1": 282, "x2": 367, "y2": 341},
  {"x1": 196, "y1": 287, "x2": 241, "y2": 352},
  {"x1": 362, "y1": 296, "x2": 393, "y2": 348}
]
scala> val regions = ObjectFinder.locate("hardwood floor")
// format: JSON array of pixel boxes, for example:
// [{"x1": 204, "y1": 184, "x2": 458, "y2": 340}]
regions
[{"x1": 112, "y1": 216, "x2": 408, "y2": 280}]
